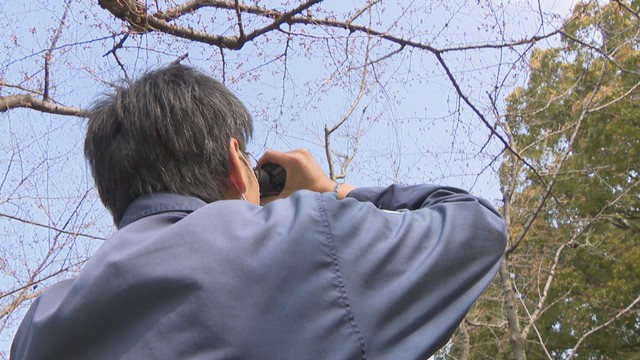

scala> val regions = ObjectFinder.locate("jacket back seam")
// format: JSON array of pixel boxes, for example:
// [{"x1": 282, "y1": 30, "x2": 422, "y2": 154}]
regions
[{"x1": 315, "y1": 193, "x2": 367, "y2": 360}]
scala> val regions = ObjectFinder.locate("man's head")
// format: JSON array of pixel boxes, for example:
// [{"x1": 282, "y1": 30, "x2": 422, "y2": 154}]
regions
[{"x1": 85, "y1": 64, "x2": 254, "y2": 224}]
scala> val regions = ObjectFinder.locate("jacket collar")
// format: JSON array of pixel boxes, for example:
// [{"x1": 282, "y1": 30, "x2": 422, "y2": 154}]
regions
[{"x1": 118, "y1": 193, "x2": 207, "y2": 229}]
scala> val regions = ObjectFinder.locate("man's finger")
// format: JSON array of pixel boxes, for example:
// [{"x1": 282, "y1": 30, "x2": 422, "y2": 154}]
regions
[{"x1": 257, "y1": 149, "x2": 289, "y2": 167}]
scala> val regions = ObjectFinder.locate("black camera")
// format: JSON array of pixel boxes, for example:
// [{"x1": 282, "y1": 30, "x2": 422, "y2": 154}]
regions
[{"x1": 254, "y1": 163, "x2": 286, "y2": 198}]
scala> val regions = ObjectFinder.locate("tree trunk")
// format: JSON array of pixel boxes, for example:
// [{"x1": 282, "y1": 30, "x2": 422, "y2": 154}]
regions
[{"x1": 499, "y1": 260, "x2": 526, "y2": 360}]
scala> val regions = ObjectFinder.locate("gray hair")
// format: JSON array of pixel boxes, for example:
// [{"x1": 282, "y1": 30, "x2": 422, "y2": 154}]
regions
[{"x1": 84, "y1": 64, "x2": 253, "y2": 224}]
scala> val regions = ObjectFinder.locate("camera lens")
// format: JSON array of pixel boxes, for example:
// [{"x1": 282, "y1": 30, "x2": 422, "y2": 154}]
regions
[{"x1": 255, "y1": 163, "x2": 286, "y2": 197}]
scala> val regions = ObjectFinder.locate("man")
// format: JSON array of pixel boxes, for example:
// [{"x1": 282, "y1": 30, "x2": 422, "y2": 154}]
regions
[{"x1": 11, "y1": 64, "x2": 507, "y2": 359}]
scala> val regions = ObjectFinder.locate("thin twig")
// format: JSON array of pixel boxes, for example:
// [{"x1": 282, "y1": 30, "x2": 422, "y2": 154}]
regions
[
  {"x1": 522, "y1": 178, "x2": 640, "y2": 340},
  {"x1": 102, "y1": 33, "x2": 130, "y2": 57},
  {"x1": 219, "y1": 47, "x2": 226, "y2": 84},
  {"x1": 0, "y1": 211, "x2": 105, "y2": 240},
  {"x1": 433, "y1": 51, "x2": 547, "y2": 198},
  {"x1": 0, "y1": 259, "x2": 88, "y2": 302},
  {"x1": 612, "y1": 0, "x2": 640, "y2": 20},
  {"x1": 347, "y1": 0, "x2": 382, "y2": 24},
  {"x1": 43, "y1": 0, "x2": 73, "y2": 101},
  {"x1": 567, "y1": 293, "x2": 640, "y2": 360},
  {"x1": 512, "y1": 279, "x2": 553, "y2": 359},
  {"x1": 505, "y1": 60, "x2": 608, "y2": 256},
  {"x1": 324, "y1": 32, "x2": 371, "y2": 180}
]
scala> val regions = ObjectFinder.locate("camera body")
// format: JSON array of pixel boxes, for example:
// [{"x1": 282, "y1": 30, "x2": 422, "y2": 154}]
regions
[{"x1": 255, "y1": 163, "x2": 286, "y2": 198}]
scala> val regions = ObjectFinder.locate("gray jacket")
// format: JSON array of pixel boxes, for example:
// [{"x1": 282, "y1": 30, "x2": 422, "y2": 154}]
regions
[{"x1": 11, "y1": 184, "x2": 507, "y2": 359}]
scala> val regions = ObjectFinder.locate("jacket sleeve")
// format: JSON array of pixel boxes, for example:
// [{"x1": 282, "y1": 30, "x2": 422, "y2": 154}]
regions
[{"x1": 319, "y1": 184, "x2": 507, "y2": 358}]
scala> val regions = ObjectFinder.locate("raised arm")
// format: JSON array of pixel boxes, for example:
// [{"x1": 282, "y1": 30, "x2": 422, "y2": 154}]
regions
[{"x1": 321, "y1": 184, "x2": 507, "y2": 358}]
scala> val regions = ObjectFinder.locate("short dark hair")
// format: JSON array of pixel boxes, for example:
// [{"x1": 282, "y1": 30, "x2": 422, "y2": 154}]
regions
[{"x1": 84, "y1": 64, "x2": 253, "y2": 224}]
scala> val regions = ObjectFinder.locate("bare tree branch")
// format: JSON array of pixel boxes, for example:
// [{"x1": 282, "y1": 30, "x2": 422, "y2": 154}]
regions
[
  {"x1": 522, "y1": 178, "x2": 640, "y2": 341},
  {"x1": 241, "y1": 0, "x2": 323, "y2": 48},
  {"x1": 0, "y1": 212, "x2": 105, "y2": 240},
  {"x1": 0, "y1": 291, "x2": 41, "y2": 323},
  {"x1": 559, "y1": 29, "x2": 640, "y2": 76},
  {"x1": 2, "y1": 240, "x2": 89, "y2": 332},
  {"x1": 347, "y1": 0, "x2": 382, "y2": 24},
  {"x1": 0, "y1": 94, "x2": 87, "y2": 117},
  {"x1": 465, "y1": 318, "x2": 507, "y2": 329},
  {"x1": 588, "y1": 79, "x2": 640, "y2": 113},
  {"x1": 566, "y1": 292, "x2": 640, "y2": 360},
  {"x1": 103, "y1": 33, "x2": 130, "y2": 57},
  {"x1": 217, "y1": 48, "x2": 225, "y2": 84},
  {"x1": 365, "y1": 44, "x2": 405, "y2": 68},
  {"x1": 154, "y1": 0, "x2": 212, "y2": 21},
  {"x1": 103, "y1": 34, "x2": 132, "y2": 82},
  {"x1": 504, "y1": 65, "x2": 608, "y2": 256},
  {"x1": 513, "y1": 278, "x2": 553, "y2": 360},
  {"x1": 434, "y1": 50, "x2": 552, "y2": 200},
  {"x1": 99, "y1": 0, "x2": 559, "y2": 53},
  {"x1": 612, "y1": 0, "x2": 640, "y2": 20},
  {"x1": 99, "y1": 0, "x2": 323, "y2": 49},
  {"x1": 324, "y1": 32, "x2": 370, "y2": 181},
  {"x1": 234, "y1": 0, "x2": 246, "y2": 41},
  {"x1": 301, "y1": 13, "x2": 559, "y2": 54},
  {"x1": 44, "y1": 0, "x2": 73, "y2": 101},
  {"x1": 498, "y1": 65, "x2": 602, "y2": 358}
]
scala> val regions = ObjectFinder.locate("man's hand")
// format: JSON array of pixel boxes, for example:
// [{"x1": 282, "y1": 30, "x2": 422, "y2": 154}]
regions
[{"x1": 257, "y1": 149, "x2": 355, "y2": 204}]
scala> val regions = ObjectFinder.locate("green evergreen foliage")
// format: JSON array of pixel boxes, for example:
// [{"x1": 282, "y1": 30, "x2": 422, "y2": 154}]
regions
[
  {"x1": 439, "y1": 1, "x2": 640, "y2": 358},
  {"x1": 505, "y1": 1, "x2": 640, "y2": 358}
]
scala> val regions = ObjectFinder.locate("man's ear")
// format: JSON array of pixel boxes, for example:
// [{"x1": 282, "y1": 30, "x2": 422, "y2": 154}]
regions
[{"x1": 226, "y1": 138, "x2": 247, "y2": 196}]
